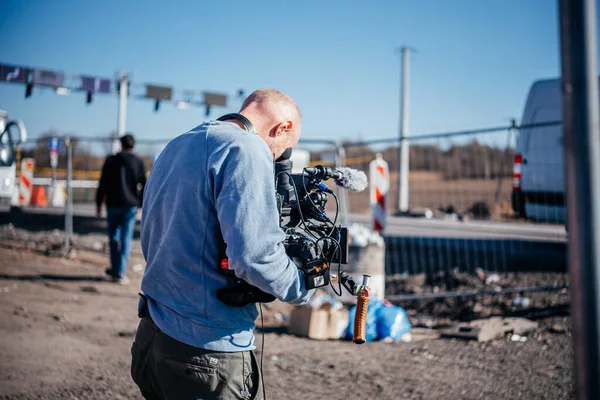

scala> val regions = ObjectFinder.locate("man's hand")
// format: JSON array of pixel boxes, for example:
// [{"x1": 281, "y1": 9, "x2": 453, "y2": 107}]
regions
[
  {"x1": 96, "y1": 206, "x2": 102, "y2": 218},
  {"x1": 136, "y1": 208, "x2": 143, "y2": 220}
]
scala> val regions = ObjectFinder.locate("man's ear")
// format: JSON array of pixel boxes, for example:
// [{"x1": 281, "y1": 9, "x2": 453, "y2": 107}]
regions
[{"x1": 274, "y1": 120, "x2": 294, "y2": 137}]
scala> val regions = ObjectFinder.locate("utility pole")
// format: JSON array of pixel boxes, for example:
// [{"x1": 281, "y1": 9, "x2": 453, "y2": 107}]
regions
[
  {"x1": 397, "y1": 46, "x2": 413, "y2": 214},
  {"x1": 558, "y1": 0, "x2": 600, "y2": 398},
  {"x1": 117, "y1": 71, "x2": 129, "y2": 137},
  {"x1": 113, "y1": 72, "x2": 129, "y2": 154}
]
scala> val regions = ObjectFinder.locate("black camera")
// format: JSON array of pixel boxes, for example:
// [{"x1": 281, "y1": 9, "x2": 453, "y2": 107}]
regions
[
  {"x1": 215, "y1": 114, "x2": 357, "y2": 307},
  {"x1": 216, "y1": 148, "x2": 350, "y2": 307},
  {"x1": 275, "y1": 148, "x2": 348, "y2": 290}
]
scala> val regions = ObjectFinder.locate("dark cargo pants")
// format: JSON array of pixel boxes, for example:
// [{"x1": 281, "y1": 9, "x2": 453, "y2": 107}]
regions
[{"x1": 131, "y1": 316, "x2": 261, "y2": 400}]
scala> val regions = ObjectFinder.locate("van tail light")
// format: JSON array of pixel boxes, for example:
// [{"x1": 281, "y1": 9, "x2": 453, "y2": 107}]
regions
[{"x1": 513, "y1": 154, "x2": 523, "y2": 190}]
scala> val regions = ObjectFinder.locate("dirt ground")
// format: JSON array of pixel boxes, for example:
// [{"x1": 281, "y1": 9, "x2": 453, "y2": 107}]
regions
[{"x1": 0, "y1": 227, "x2": 573, "y2": 400}]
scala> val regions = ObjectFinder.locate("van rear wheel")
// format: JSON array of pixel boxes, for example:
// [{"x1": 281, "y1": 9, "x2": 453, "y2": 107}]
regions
[{"x1": 511, "y1": 190, "x2": 527, "y2": 219}]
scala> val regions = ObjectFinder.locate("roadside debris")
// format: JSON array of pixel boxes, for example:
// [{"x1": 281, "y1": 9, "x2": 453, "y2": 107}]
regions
[
  {"x1": 514, "y1": 297, "x2": 531, "y2": 308},
  {"x1": 347, "y1": 223, "x2": 384, "y2": 247},
  {"x1": 511, "y1": 334, "x2": 527, "y2": 342},
  {"x1": 485, "y1": 274, "x2": 500, "y2": 285},
  {"x1": 288, "y1": 291, "x2": 348, "y2": 340},
  {"x1": 440, "y1": 317, "x2": 538, "y2": 342}
]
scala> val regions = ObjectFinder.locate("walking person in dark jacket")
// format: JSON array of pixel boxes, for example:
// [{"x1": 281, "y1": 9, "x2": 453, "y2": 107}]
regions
[{"x1": 96, "y1": 134, "x2": 147, "y2": 285}]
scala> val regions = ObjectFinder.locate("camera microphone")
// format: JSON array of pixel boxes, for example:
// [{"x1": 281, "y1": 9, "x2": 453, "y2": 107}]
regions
[
  {"x1": 333, "y1": 167, "x2": 368, "y2": 192},
  {"x1": 304, "y1": 166, "x2": 367, "y2": 192}
]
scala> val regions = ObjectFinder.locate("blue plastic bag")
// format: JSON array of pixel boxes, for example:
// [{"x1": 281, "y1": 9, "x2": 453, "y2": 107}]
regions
[
  {"x1": 376, "y1": 304, "x2": 411, "y2": 341},
  {"x1": 345, "y1": 300, "x2": 411, "y2": 342}
]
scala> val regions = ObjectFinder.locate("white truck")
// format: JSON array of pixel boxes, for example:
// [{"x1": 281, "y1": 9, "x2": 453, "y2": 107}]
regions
[
  {"x1": 510, "y1": 78, "x2": 596, "y2": 224},
  {"x1": 0, "y1": 110, "x2": 27, "y2": 207}
]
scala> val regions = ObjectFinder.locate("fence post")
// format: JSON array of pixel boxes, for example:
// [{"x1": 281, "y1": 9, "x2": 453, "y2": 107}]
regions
[
  {"x1": 559, "y1": 0, "x2": 600, "y2": 397},
  {"x1": 335, "y1": 142, "x2": 349, "y2": 225},
  {"x1": 63, "y1": 137, "x2": 73, "y2": 256}
]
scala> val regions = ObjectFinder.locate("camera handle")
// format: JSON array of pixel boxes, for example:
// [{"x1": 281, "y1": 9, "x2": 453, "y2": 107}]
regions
[{"x1": 331, "y1": 273, "x2": 371, "y2": 344}]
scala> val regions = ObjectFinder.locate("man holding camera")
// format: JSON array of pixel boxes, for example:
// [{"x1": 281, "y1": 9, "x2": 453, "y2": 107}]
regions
[{"x1": 131, "y1": 89, "x2": 313, "y2": 399}]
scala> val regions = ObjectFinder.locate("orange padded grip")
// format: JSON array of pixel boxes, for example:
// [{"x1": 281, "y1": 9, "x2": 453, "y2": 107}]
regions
[{"x1": 353, "y1": 294, "x2": 369, "y2": 344}]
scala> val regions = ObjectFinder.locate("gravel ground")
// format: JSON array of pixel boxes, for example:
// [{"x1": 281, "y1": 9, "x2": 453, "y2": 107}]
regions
[{"x1": 0, "y1": 227, "x2": 574, "y2": 400}]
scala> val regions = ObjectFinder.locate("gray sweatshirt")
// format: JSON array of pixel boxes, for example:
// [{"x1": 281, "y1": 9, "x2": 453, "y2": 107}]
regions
[{"x1": 140, "y1": 121, "x2": 313, "y2": 351}]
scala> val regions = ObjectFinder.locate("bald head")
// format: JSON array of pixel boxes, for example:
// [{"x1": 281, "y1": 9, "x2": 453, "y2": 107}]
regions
[{"x1": 238, "y1": 88, "x2": 302, "y2": 159}]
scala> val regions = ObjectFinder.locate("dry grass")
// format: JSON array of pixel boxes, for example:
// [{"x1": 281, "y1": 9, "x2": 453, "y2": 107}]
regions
[{"x1": 340, "y1": 170, "x2": 513, "y2": 218}]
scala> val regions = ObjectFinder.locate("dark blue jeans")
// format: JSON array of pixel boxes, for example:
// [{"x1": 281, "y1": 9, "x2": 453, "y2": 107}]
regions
[{"x1": 106, "y1": 206, "x2": 138, "y2": 278}]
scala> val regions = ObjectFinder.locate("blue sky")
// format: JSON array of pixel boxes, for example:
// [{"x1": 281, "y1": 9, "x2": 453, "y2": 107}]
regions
[{"x1": 0, "y1": 0, "x2": 564, "y2": 143}]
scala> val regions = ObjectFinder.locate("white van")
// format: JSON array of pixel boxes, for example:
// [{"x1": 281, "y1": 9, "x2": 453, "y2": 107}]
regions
[
  {"x1": 511, "y1": 78, "x2": 568, "y2": 223},
  {"x1": 0, "y1": 110, "x2": 27, "y2": 206}
]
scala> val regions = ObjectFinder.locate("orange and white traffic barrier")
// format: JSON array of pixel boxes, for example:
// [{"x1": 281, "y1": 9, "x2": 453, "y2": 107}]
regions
[
  {"x1": 30, "y1": 185, "x2": 48, "y2": 207},
  {"x1": 18, "y1": 158, "x2": 35, "y2": 206},
  {"x1": 369, "y1": 154, "x2": 389, "y2": 233}
]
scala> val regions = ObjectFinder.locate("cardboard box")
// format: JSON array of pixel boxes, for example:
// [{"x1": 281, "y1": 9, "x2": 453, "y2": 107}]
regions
[{"x1": 288, "y1": 304, "x2": 349, "y2": 340}]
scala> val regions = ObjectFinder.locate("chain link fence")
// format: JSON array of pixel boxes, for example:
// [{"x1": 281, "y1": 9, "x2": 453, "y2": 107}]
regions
[
  {"x1": 334, "y1": 121, "x2": 568, "y2": 300},
  {"x1": 20, "y1": 136, "x2": 170, "y2": 202},
  {"x1": 16, "y1": 123, "x2": 568, "y2": 299},
  {"x1": 337, "y1": 121, "x2": 565, "y2": 225}
]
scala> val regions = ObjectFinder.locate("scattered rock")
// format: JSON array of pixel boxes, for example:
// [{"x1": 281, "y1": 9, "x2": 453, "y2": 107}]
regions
[
  {"x1": 473, "y1": 302, "x2": 484, "y2": 313},
  {"x1": 1, "y1": 284, "x2": 18, "y2": 293},
  {"x1": 66, "y1": 249, "x2": 77, "y2": 260},
  {"x1": 118, "y1": 331, "x2": 136, "y2": 338},
  {"x1": 511, "y1": 334, "x2": 527, "y2": 342},
  {"x1": 92, "y1": 241, "x2": 103, "y2": 251},
  {"x1": 80, "y1": 286, "x2": 100, "y2": 294},
  {"x1": 45, "y1": 243, "x2": 63, "y2": 257},
  {"x1": 550, "y1": 323, "x2": 568, "y2": 334},
  {"x1": 13, "y1": 306, "x2": 30, "y2": 318},
  {"x1": 132, "y1": 264, "x2": 144, "y2": 273}
]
